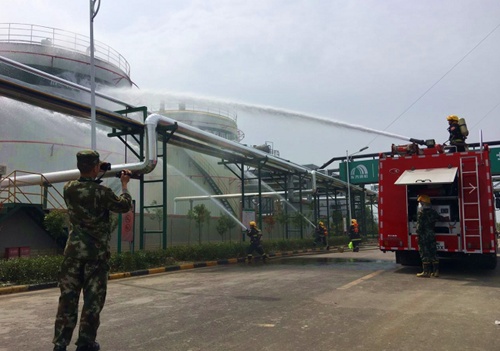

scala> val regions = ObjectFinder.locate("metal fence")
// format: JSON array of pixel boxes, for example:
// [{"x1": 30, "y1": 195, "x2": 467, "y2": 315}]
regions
[{"x1": 0, "y1": 23, "x2": 130, "y2": 75}]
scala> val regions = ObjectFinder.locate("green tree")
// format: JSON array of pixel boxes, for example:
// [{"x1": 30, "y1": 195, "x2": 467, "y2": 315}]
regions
[
  {"x1": 216, "y1": 213, "x2": 236, "y2": 242},
  {"x1": 215, "y1": 214, "x2": 229, "y2": 241},
  {"x1": 187, "y1": 204, "x2": 211, "y2": 245},
  {"x1": 43, "y1": 209, "x2": 69, "y2": 248}
]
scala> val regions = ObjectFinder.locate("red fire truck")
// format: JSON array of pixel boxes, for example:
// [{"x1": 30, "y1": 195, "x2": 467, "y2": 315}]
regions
[{"x1": 378, "y1": 140, "x2": 498, "y2": 269}]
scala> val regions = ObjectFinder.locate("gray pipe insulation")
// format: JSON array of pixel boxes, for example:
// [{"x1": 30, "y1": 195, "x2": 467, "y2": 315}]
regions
[
  {"x1": 1, "y1": 113, "x2": 371, "y2": 196},
  {"x1": 0, "y1": 115, "x2": 157, "y2": 188},
  {"x1": 0, "y1": 55, "x2": 372, "y2": 194}
]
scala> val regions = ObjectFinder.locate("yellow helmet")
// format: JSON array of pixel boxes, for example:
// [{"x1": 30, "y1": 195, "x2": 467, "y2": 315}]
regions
[
  {"x1": 351, "y1": 219, "x2": 357, "y2": 225},
  {"x1": 447, "y1": 115, "x2": 459, "y2": 122},
  {"x1": 249, "y1": 221, "x2": 256, "y2": 227},
  {"x1": 417, "y1": 194, "x2": 431, "y2": 204},
  {"x1": 318, "y1": 221, "x2": 324, "y2": 226}
]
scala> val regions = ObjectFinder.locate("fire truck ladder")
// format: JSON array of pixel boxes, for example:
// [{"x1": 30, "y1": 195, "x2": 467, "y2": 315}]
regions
[{"x1": 460, "y1": 156, "x2": 482, "y2": 252}]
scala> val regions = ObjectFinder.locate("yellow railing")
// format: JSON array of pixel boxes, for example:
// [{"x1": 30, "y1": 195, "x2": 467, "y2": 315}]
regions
[{"x1": 0, "y1": 170, "x2": 65, "y2": 210}]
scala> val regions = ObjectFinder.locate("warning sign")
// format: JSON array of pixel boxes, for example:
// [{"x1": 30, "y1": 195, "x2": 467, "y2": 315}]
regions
[{"x1": 121, "y1": 202, "x2": 135, "y2": 242}]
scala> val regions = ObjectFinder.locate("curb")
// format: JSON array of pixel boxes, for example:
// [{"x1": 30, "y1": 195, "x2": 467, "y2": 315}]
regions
[{"x1": 0, "y1": 247, "x2": 343, "y2": 296}]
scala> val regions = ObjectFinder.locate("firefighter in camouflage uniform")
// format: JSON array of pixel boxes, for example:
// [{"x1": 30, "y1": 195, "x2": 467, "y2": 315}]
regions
[
  {"x1": 53, "y1": 150, "x2": 132, "y2": 351},
  {"x1": 416, "y1": 195, "x2": 441, "y2": 278}
]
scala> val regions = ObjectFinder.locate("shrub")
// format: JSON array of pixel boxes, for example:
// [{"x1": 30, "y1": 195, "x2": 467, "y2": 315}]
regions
[
  {"x1": 43, "y1": 210, "x2": 69, "y2": 248},
  {"x1": 0, "y1": 237, "x2": 351, "y2": 286},
  {"x1": 109, "y1": 250, "x2": 176, "y2": 272},
  {"x1": 0, "y1": 255, "x2": 62, "y2": 285}
]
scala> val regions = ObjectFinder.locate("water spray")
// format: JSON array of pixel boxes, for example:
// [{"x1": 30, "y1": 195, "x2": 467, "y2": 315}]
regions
[
  {"x1": 126, "y1": 90, "x2": 412, "y2": 142},
  {"x1": 168, "y1": 163, "x2": 247, "y2": 230}
]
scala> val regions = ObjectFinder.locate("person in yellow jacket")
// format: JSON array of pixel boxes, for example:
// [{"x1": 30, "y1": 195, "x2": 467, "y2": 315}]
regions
[
  {"x1": 313, "y1": 221, "x2": 330, "y2": 250},
  {"x1": 446, "y1": 115, "x2": 467, "y2": 152},
  {"x1": 246, "y1": 221, "x2": 268, "y2": 261},
  {"x1": 348, "y1": 219, "x2": 361, "y2": 252}
]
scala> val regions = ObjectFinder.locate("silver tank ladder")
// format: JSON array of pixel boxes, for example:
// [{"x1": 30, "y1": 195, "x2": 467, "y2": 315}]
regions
[{"x1": 460, "y1": 156, "x2": 482, "y2": 252}]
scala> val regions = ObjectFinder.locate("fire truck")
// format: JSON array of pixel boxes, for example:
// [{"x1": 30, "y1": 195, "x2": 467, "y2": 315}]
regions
[{"x1": 378, "y1": 139, "x2": 498, "y2": 269}]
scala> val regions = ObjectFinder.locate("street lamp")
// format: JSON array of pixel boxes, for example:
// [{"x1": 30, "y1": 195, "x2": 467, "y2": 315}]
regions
[
  {"x1": 346, "y1": 146, "x2": 369, "y2": 225},
  {"x1": 89, "y1": 0, "x2": 101, "y2": 150}
]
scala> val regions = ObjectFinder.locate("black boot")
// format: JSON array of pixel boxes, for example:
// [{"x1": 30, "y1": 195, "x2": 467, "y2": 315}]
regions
[
  {"x1": 53, "y1": 346, "x2": 67, "y2": 351},
  {"x1": 416, "y1": 263, "x2": 431, "y2": 278},
  {"x1": 76, "y1": 342, "x2": 100, "y2": 351},
  {"x1": 431, "y1": 261, "x2": 440, "y2": 277}
]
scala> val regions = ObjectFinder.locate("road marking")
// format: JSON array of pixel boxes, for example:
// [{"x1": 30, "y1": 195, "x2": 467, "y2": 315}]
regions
[
  {"x1": 255, "y1": 324, "x2": 275, "y2": 327},
  {"x1": 337, "y1": 270, "x2": 385, "y2": 290}
]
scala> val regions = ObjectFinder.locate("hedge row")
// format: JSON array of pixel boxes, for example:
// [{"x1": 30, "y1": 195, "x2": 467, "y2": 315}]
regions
[{"x1": 0, "y1": 237, "x2": 349, "y2": 286}]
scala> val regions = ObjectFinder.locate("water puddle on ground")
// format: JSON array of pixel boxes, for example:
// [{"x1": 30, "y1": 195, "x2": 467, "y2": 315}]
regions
[
  {"x1": 265, "y1": 256, "x2": 396, "y2": 270},
  {"x1": 272, "y1": 257, "x2": 372, "y2": 264}
]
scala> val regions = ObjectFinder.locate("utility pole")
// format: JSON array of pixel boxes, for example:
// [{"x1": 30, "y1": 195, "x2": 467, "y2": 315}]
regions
[{"x1": 346, "y1": 146, "x2": 369, "y2": 224}]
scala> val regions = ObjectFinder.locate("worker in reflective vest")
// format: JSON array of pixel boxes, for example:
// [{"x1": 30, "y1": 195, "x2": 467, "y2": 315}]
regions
[{"x1": 348, "y1": 219, "x2": 361, "y2": 252}]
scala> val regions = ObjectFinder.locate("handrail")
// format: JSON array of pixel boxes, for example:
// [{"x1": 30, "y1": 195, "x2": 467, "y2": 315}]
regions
[
  {"x1": 0, "y1": 170, "x2": 66, "y2": 210},
  {"x1": 0, "y1": 60, "x2": 375, "y2": 196},
  {"x1": 0, "y1": 54, "x2": 134, "y2": 109},
  {"x1": 0, "y1": 23, "x2": 130, "y2": 76},
  {"x1": 160, "y1": 101, "x2": 238, "y2": 123}
]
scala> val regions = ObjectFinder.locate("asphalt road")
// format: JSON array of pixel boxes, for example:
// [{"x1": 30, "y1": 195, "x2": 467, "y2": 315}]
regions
[{"x1": 1, "y1": 248, "x2": 499, "y2": 351}]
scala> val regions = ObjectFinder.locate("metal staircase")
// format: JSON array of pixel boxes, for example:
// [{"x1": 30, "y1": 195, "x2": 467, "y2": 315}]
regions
[
  {"x1": 186, "y1": 150, "x2": 237, "y2": 217},
  {"x1": 0, "y1": 170, "x2": 65, "y2": 212},
  {"x1": 0, "y1": 170, "x2": 66, "y2": 245}
]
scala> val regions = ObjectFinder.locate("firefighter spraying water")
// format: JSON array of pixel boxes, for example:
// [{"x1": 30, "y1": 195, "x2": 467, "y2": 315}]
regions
[
  {"x1": 245, "y1": 221, "x2": 268, "y2": 262},
  {"x1": 446, "y1": 115, "x2": 469, "y2": 152}
]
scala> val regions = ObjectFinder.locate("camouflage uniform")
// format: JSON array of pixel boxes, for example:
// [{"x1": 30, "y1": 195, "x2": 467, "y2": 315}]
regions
[
  {"x1": 416, "y1": 207, "x2": 440, "y2": 264},
  {"x1": 53, "y1": 151, "x2": 132, "y2": 350}
]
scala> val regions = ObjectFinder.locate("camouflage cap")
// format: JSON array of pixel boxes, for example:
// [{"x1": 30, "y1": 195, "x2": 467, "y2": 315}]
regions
[{"x1": 76, "y1": 150, "x2": 100, "y2": 168}]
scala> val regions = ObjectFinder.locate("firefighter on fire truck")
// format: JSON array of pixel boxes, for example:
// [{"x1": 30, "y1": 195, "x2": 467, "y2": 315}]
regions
[
  {"x1": 446, "y1": 115, "x2": 468, "y2": 152},
  {"x1": 416, "y1": 195, "x2": 441, "y2": 278}
]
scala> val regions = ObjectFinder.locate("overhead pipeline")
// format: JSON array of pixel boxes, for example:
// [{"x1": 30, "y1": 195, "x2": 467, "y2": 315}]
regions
[{"x1": 0, "y1": 55, "x2": 375, "y2": 195}]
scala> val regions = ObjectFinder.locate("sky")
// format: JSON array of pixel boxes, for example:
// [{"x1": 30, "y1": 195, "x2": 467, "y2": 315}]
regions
[{"x1": 2, "y1": 0, "x2": 500, "y2": 168}]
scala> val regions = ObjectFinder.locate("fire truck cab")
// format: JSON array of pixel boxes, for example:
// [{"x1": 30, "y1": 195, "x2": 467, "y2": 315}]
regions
[{"x1": 378, "y1": 141, "x2": 497, "y2": 269}]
